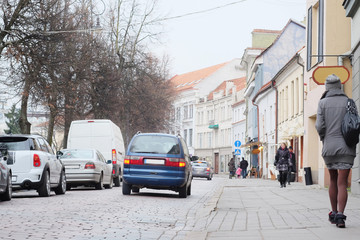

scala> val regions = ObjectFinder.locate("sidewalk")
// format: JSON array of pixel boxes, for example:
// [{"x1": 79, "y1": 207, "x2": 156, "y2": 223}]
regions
[{"x1": 187, "y1": 176, "x2": 360, "y2": 240}]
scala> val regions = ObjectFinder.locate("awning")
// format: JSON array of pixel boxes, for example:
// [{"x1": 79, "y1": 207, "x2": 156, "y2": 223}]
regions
[{"x1": 240, "y1": 141, "x2": 262, "y2": 148}]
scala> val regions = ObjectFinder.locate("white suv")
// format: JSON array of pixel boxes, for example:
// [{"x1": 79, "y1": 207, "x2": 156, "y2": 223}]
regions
[{"x1": 0, "y1": 134, "x2": 66, "y2": 197}]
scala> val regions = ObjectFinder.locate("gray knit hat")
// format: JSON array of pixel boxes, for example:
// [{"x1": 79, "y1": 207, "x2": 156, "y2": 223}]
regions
[{"x1": 325, "y1": 74, "x2": 341, "y2": 91}]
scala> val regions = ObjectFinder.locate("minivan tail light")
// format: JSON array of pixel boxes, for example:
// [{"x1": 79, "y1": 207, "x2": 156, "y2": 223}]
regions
[
  {"x1": 206, "y1": 168, "x2": 210, "y2": 171},
  {"x1": 124, "y1": 156, "x2": 143, "y2": 165},
  {"x1": 166, "y1": 158, "x2": 186, "y2": 167},
  {"x1": 112, "y1": 149, "x2": 117, "y2": 164},
  {"x1": 33, "y1": 154, "x2": 41, "y2": 167},
  {"x1": 85, "y1": 162, "x2": 96, "y2": 169}
]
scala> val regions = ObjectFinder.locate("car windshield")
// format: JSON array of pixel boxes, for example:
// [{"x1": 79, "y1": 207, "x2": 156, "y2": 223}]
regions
[
  {"x1": 129, "y1": 135, "x2": 181, "y2": 154},
  {"x1": 0, "y1": 137, "x2": 31, "y2": 150},
  {"x1": 60, "y1": 150, "x2": 94, "y2": 159},
  {"x1": 192, "y1": 162, "x2": 208, "y2": 167}
]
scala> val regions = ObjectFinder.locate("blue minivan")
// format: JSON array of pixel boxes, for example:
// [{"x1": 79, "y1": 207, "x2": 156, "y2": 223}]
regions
[{"x1": 122, "y1": 133, "x2": 192, "y2": 198}]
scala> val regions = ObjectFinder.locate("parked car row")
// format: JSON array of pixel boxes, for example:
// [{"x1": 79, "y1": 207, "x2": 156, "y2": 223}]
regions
[{"x1": 0, "y1": 120, "x2": 209, "y2": 201}]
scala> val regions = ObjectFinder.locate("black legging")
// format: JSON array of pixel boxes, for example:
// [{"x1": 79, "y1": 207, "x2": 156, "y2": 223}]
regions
[{"x1": 279, "y1": 171, "x2": 288, "y2": 185}]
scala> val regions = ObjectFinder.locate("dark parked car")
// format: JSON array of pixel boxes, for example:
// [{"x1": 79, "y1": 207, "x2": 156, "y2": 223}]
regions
[
  {"x1": 122, "y1": 133, "x2": 192, "y2": 198},
  {"x1": 191, "y1": 161, "x2": 213, "y2": 180},
  {"x1": 0, "y1": 146, "x2": 11, "y2": 201}
]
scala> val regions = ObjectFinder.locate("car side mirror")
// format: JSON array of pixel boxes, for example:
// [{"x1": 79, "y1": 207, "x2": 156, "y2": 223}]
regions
[
  {"x1": 107, "y1": 160, "x2": 112, "y2": 164},
  {"x1": 56, "y1": 151, "x2": 63, "y2": 159}
]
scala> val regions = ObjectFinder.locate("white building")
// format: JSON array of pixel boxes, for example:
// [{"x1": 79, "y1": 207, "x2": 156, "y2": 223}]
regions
[
  {"x1": 170, "y1": 59, "x2": 245, "y2": 156},
  {"x1": 195, "y1": 77, "x2": 246, "y2": 173}
]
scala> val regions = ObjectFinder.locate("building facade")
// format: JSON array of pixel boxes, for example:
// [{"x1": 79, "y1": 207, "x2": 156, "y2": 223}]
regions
[
  {"x1": 195, "y1": 78, "x2": 246, "y2": 173},
  {"x1": 304, "y1": 0, "x2": 352, "y2": 186},
  {"x1": 343, "y1": 0, "x2": 360, "y2": 194},
  {"x1": 170, "y1": 59, "x2": 245, "y2": 156}
]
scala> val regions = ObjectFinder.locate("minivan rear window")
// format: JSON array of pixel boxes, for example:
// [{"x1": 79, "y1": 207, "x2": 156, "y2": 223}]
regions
[
  {"x1": 0, "y1": 137, "x2": 32, "y2": 150},
  {"x1": 130, "y1": 135, "x2": 181, "y2": 154}
]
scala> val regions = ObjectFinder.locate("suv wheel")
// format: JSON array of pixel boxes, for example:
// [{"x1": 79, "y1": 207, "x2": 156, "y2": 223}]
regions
[
  {"x1": 0, "y1": 174, "x2": 12, "y2": 201},
  {"x1": 122, "y1": 181, "x2": 131, "y2": 195},
  {"x1": 95, "y1": 173, "x2": 104, "y2": 190},
  {"x1": 187, "y1": 183, "x2": 191, "y2": 196},
  {"x1": 179, "y1": 184, "x2": 187, "y2": 198},
  {"x1": 38, "y1": 171, "x2": 51, "y2": 197},
  {"x1": 55, "y1": 171, "x2": 66, "y2": 195}
]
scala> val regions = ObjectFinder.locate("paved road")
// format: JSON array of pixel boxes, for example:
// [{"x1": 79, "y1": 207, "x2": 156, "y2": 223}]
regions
[
  {"x1": 2, "y1": 175, "x2": 360, "y2": 240},
  {"x1": 0, "y1": 176, "x2": 221, "y2": 240}
]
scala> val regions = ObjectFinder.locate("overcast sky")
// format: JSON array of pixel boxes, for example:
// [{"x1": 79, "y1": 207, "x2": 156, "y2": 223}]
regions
[{"x1": 151, "y1": 0, "x2": 306, "y2": 76}]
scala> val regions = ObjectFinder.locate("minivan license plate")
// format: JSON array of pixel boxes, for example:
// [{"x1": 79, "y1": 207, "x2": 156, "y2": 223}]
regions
[{"x1": 144, "y1": 159, "x2": 165, "y2": 165}]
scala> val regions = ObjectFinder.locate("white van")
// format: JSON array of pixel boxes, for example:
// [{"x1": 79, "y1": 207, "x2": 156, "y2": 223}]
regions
[{"x1": 67, "y1": 119, "x2": 125, "y2": 187}]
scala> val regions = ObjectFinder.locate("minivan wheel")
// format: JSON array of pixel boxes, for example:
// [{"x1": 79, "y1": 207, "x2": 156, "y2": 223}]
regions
[
  {"x1": 55, "y1": 171, "x2": 66, "y2": 195},
  {"x1": 179, "y1": 184, "x2": 187, "y2": 198},
  {"x1": 114, "y1": 175, "x2": 121, "y2": 187},
  {"x1": 122, "y1": 182, "x2": 131, "y2": 195},
  {"x1": 0, "y1": 174, "x2": 12, "y2": 201},
  {"x1": 95, "y1": 173, "x2": 104, "y2": 190},
  {"x1": 38, "y1": 171, "x2": 51, "y2": 197}
]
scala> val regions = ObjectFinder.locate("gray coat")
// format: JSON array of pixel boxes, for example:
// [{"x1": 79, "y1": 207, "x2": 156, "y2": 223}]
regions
[{"x1": 315, "y1": 89, "x2": 356, "y2": 165}]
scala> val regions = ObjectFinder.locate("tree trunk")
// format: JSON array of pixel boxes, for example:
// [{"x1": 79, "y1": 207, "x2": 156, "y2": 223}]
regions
[
  {"x1": 47, "y1": 104, "x2": 57, "y2": 146},
  {"x1": 19, "y1": 80, "x2": 31, "y2": 134},
  {"x1": 63, "y1": 95, "x2": 74, "y2": 148}
]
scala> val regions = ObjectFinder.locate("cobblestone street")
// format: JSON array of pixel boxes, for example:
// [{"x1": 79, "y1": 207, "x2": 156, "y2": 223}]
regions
[{"x1": 1, "y1": 175, "x2": 360, "y2": 240}]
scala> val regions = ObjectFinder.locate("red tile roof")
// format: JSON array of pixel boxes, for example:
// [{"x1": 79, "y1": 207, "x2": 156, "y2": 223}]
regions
[
  {"x1": 207, "y1": 77, "x2": 246, "y2": 101},
  {"x1": 252, "y1": 29, "x2": 282, "y2": 34},
  {"x1": 170, "y1": 62, "x2": 228, "y2": 92}
]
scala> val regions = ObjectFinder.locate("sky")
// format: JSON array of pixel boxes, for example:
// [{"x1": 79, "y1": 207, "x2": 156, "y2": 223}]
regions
[{"x1": 150, "y1": 0, "x2": 306, "y2": 76}]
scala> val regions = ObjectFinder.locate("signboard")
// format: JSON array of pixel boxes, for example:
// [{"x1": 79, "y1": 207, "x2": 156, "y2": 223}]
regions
[
  {"x1": 234, "y1": 149, "x2": 241, "y2": 155},
  {"x1": 234, "y1": 140, "x2": 241, "y2": 148},
  {"x1": 312, "y1": 66, "x2": 350, "y2": 85}
]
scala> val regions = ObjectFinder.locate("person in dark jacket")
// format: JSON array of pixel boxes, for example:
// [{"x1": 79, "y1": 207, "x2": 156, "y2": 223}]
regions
[
  {"x1": 315, "y1": 74, "x2": 356, "y2": 228},
  {"x1": 228, "y1": 158, "x2": 236, "y2": 179},
  {"x1": 287, "y1": 146, "x2": 296, "y2": 185},
  {"x1": 239, "y1": 157, "x2": 249, "y2": 179},
  {"x1": 275, "y1": 143, "x2": 291, "y2": 188}
]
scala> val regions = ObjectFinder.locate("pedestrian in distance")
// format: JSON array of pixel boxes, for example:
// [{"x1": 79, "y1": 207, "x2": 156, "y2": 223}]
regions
[
  {"x1": 315, "y1": 74, "x2": 357, "y2": 228},
  {"x1": 274, "y1": 143, "x2": 292, "y2": 188},
  {"x1": 239, "y1": 157, "x2": 249, "y2": 179},
  {"x1": 228, "y1": 158, "x2": 236, "y2": 179},
  {"x1": 236, "y1": 160, "x2": 241, "y2": 178},
  {"x1": 287, "y1": 146, "x2": 296, "y2": 185}
]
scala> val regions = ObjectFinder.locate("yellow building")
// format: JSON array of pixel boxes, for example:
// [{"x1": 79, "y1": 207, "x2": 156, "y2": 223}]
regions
[
  {"x1": 304, "y1": 0, "x2": 352, "y2": 186},
  {"x1": 276, "y1": 50, "x2": 305, "y2": 182}
]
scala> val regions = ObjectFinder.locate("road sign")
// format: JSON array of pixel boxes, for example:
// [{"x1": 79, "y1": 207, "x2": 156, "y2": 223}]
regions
[
  {"x1": 234, "y1": 140, "x2": 241, "y2": 148},
  {"x1": 234, "y1": 149, "x2": 241, "y2": 155},
  {"x1": 312, "y1": 66, "x2": 350, "y2": 85}
]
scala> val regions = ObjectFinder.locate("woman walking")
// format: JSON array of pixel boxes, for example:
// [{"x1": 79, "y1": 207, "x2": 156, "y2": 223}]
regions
[
  {"x1": 315, "y1": 74, "x2": 356, "y2": 228},
  {"x1": 275, "y1": 143, "x2": 291, "y2": 188}
]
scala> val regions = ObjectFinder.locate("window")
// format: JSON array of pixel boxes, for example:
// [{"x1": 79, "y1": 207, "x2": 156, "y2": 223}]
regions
[
  {"x1": 198, "y1": 133, "x2": 203, "y2": 148},
  {"x1": 307, "y1": 0, "x2": 324, "y2": 71},
  {"x1": 189, "y1": 129, "x2": 193, "y2": 147},
  {"x1": 183, "y1": 105, "x2": 188, "y2": 119},
  {"x1": 208, "y1": 132, "x2": 212, "y2": 148},
  {"x1": 176, "y1": 107, "x2": 181, "y2": 121},
  {"x1": 295, "y1": 77, "x2": 299, "y2": 115},
  {"x1": 184, "y1": 129, "x2": 188, "y2": 145},
  {"x1": 189, "y1": 104, "x2": 193, "y2": 119}
]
